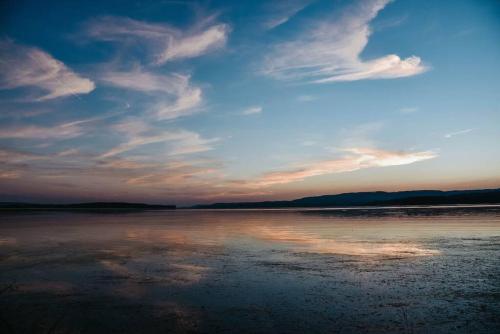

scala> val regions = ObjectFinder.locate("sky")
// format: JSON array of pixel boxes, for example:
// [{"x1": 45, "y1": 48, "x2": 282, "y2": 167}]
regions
[{"x1": 0, "y1": 0, "x2": 499, "y2": 205}]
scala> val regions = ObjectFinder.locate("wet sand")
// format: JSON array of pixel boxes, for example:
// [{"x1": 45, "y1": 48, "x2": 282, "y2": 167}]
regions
[{"x1": 0, "y1": 207, "x2": 499, "y2": 333}]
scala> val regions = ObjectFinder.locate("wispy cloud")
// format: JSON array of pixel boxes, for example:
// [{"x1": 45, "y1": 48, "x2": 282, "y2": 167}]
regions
[
  {"x1": 338, "y1": 121, "x2": 385, "y2": 147},
  {"x1": 56, "y1": 148, "x2": 80, "y2": 157},
  {"x1": 239, "y1": 147, "x2": 437, "y2": 187},
  {"x1": 263, "y1": 0, "x2": 428, "y2": 83},
  {"x1": 0, "y1": 148, "x2": 44, "y2": 180},
  {"x1": 444, "y1": 128, "x2": 473, "y2": 139},
  {"x1": 0, "y1": 171, "x2": 20, "y2": 179},
  {"x1": 126, "y1": 160, "x2": 219, "y2": 186},
  {"x1": 263, "y1": 0, "x2": 313, "y2": 30},
  {"x1": 0, "y1": 116, "x2": 107, "y2": 140},
  {"x1": 168, "y1": 132, "x2": 219, "y2": 156},
  {"x1": 0, "y1": 148, "x2": 41, "y2": 163},
  {"x1": 0, "y1": 121, "x2": 84, "y2": 140},
  {"x1": 100, "y1": 67, "x2": 202, "y2": 120},
  {"x1": 400, "y1": 107, "x2": 419, "y2": 114},
  {"x1": 85, "y1": 16, "x2": 229, "y2": 64},
  {"x1": 101, "y1": 119, "x2": 218, "y2": 158},
  {"x1": 0, "y1": 40, "x2": 95, "y2": 101},
  {"x1": 98, "y1": 158, "x2": 158, "y2": 170},
  {"x1": 155, "y1": 87, "x2": 202, "y2": 120},
  {"x1": 241, "y1": 106, "x2": 263, "y2": 115},
  {"x1": 297, "y1": 95, "x2": 317, "y2": 102}
]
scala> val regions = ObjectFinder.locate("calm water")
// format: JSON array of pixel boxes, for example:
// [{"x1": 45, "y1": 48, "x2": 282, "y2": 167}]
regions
[{"x1": 0, "y1": 207, "x2": 499, "y2": 333}]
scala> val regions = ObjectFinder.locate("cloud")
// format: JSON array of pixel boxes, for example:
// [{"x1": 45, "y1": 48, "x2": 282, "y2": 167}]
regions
[
  {"x1": 337, "y1": 121, "x2": 384, "y2": 147},
  {"x1": 56, "y1": 148, "x2": 80, "y2": 157},
  {"x1": 240, "y1": 147, "x2": 437, "y2": 187},
  {"x1": 0, "y1": 148, "x2": 44, "y2": 180},
  {"x1": 400, "y1": 107, "x2": 419, "y2": 114},
  {"x1": 98, "y1": 158, "x2": 158, "y2": 170},
  {"x1": 155, "y1": 87, "x2": 202, "y2": 120},
  {"x1": 0, "y1": 116, "x2": 105, "y2": 140},
  {"x1": 0, "y1": 122, "x2": 84, "y2": 140},
  {"x1": 297, "y1": 95, "x2": 317, "y2": 102},
  {"x1": 168, "y1": 132, "x2": 219, "y2": 156},
  {"x1": 263, "y1": 0, "x2": 313, "y2": 30},
  {"x1": 101, "y1": 68, "x2": 187, "y2": 94},
  {"x1": 241, "y1": 106, "x2": 263, "y2": 115},
  {"x1": 126, "y1": 161, "x2": 219, "y2": 186},
  {"x1": 444, "y1": 128, "x2": 473, "y2": 139},
  {"x1": 112, "y1": 118, "x2": 151, "y2": 136},
  {"x1": 158, "y1": 24, "x2": 229, "y2": 63},
  {"x1": 99, "y1": 132, "x2": 185, "y2": 158},
  {"x1": 101, "y1": 119, "x2": 218, "y2": 158},
  {"x1": 85, "y1": 16, "x2": 229, "y2": 64},
  {"x1": 100, "y1": 68, "x2": 202, "y2": 120},
  {"x1": 0, "y1": 40, "x2": 95, "y2": 101},
  {"x1": 263, "y1": 0, "x2": 428, "y2": 83},
  {"x1": 0, "y1": 171, "x2": 20, "y2": 179},
  {"x1": 0, "y1": 148, "x2": 41, "y2": 163}
]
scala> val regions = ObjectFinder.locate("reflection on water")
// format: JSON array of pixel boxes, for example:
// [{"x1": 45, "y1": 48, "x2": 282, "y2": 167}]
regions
[
  {"x1": 250, "y1": 226, "x2": 440, "y2": 256},
  {"x1": 0, "y1": 207, "x2": 499, "y2": 333}
]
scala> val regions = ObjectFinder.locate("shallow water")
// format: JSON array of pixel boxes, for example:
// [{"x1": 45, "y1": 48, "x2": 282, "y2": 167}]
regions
[{"x1": 1, "y1": 207, "x2": 499, "y2": 333}]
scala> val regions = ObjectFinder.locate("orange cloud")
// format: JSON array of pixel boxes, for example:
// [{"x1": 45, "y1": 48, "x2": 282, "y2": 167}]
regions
[{"x1": 241, "y1": 147, "x2": 437, "y2": 188}]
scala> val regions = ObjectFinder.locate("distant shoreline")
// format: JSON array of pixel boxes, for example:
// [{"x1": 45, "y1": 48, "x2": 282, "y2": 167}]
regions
[
  {"x1": 0, "y1": 189, "x2": 500, "y2": 212},
  {"x1": 2, "y1": 188, "x2": 500, "y2": 211},
  {"x1": 0, "y1": 202, "x2": 176, "y2": 211},
  {"x1": 191, "y1": 188, "x2": 500, "y2": 209}
]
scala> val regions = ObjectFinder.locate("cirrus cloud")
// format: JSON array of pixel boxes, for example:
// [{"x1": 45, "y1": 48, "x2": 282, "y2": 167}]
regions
[
  {"x1": 263, "y1": 0, "x2": 428, "y2": 83},
  {"x1": 241, "y1": 106, "x2": 263, "y2": 115},
  {"x1": 100, "y1": 67, "x2": 203, "y2": 120},
  {"x1": 85, "y1": 16, "x2": 229, "y2": 65},
  {"x1": 239, "y1": 147, "x2": 437, "y2": 188},
  {"x1": 0, "y1": 40, "x2": 95, "y2": 101},
  {"x1": 100, "y1": 119, "x2": 218, "y2": 158}
]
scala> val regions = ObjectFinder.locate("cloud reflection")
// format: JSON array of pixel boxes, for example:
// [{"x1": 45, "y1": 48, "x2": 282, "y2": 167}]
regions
[{"x1": 252, "y1": 226, "x2": 439, "y2": 256}]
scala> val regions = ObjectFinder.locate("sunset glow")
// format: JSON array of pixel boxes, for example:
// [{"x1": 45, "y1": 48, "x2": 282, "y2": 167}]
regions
[{"x1": 1, "y1": 0, "x2": 499, "y2": 205}]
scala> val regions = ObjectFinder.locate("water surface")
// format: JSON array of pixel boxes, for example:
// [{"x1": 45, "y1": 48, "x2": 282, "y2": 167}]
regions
[{"x1": 1, "y1": 207, "x2": 499, "y2": 333}]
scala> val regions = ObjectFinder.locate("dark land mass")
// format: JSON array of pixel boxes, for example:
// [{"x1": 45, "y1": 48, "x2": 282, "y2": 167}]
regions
[
  {"x1": 1, "y1": 188, "x2": 499, "y2": 211},
  {"x1": 192, "y1": 188, "x2": 500, "y2": 209},
  {"x1": 0, "y1": 202, "x2": 176, "y2": 211}
]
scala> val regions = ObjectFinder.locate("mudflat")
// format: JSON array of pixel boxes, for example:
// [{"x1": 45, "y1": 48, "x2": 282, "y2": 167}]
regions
[{"x1": 0, "y1": 207, "x2": 499, "y2": 333}]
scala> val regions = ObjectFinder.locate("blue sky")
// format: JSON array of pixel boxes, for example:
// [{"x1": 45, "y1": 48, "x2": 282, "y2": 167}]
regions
[{"x1": 0, "y1": 0, "x2": 499, "y2": 204}]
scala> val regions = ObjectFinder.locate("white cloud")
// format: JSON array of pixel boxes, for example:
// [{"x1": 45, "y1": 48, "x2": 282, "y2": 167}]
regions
[
  {"x1": 98, "y1": 158, "x2": 157, "y2": 170},
  {"x1": 85, "y1": 16, "x2": 229, "y2": 65},
  {"x1": 0, "y1": 122, "x2": 84, "y2": 140},
  {"x1": 101, "y1": 68, "x2": 188, "y2": 94},
  {"x1": 101, "y1": 120, "x2": 218, "y2": 158},
  {"x1": 240, "y1": 147, "x2": 437, "y2": 187},
  {"x1": 297, "y1": 95, "x2": 317, "y2": 102},
  {"x1": 168, "y1": 132, "x2": 219, "y2": 156},
  {"x1": 444, "y1": 128, "x2": 473, "y2": 139},
  {"x1": 263, "y1": 0, "x2": 428, "y2": 83},
  {"x1": 0, "y1": 116, "x2": 105, "y2": 140},
  {"x1": 0, "y1": 40, "x2": 95, "y2": 101},
  {"x1": 155, "y1": 87, "x2": 202, "y2": 120},
  {"x1": 400, "y1": 107, "x2": 419, "y2": 114},
  {"x1": 112, "y1": 118, "x2": 151, "y2": 136},
  {"x1": 100, "y1": 68, "x2": 203, "y2": 120},
  {"x1": 100, "y1": 132, "x2": 183, "y2": 158},
  {"x1": 158, "y1": 24, "x2": 229, "y2": 63},
  {"x1": 241, "y1": 106, "x2": 263, "y2": 115},
  {"x1": 263, "y1": 0, "x2": 313, "y2": 30},
  {"x1": 56, "y1": 148, "x2": 80, "y2": 157},
  {"x1": 338, "y1": 121, "x2": 384, "y2": 147}
]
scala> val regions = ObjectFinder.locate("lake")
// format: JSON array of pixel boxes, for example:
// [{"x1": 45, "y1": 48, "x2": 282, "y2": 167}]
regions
[{"x1": 0, "y1": 206, "x2": 499, "y2": 333}]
